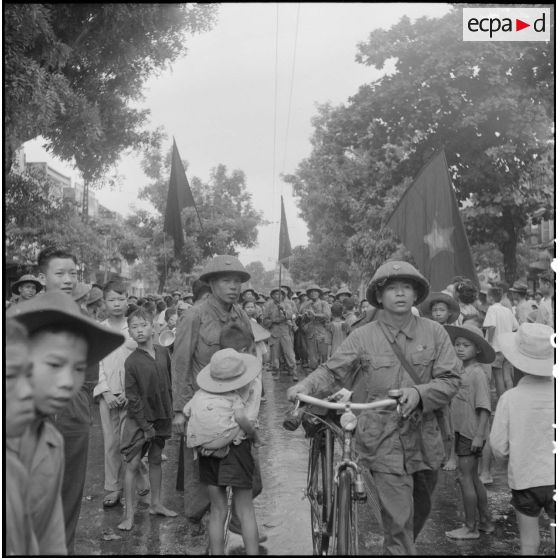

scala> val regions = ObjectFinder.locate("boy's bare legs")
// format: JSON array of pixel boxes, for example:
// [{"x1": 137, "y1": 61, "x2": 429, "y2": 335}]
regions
[
  {"x1": 456, "y1": 456, "x2": 480, "y2": 533},
  {"x1": 443, "y1": 438, "x2": 457, "y2": 471},
  {"x1": 478, "y1": 440, "x2": 493, "y2": 485},
  {"x1": 147, "y1": 444, "x2": 177, "y2": 517},
  {"x1": 117, "y1": 453, "x2": 141, "y2": 530},
  {"x1": 207, "y1": 485, "x2": 228, "y2": 555},
  {"x1": 516, "y1": 510, "x2": 541, "y2": 555},
  {"x1": 493, "y1": 367, "x2": 505, "y2": 399},
  {"x1": 233, "y1": 487, "x2": 259, "y2": 555}
]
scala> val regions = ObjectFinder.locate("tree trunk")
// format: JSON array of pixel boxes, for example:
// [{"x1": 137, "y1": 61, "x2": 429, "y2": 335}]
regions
[{"x1": 500, "y1": 208, "x2": 519, "y2": 284}]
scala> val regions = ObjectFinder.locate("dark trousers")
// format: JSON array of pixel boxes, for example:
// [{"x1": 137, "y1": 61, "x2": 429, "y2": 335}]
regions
[{"x1": 53, "y1": 387, "x2": 92, "y2": 554}]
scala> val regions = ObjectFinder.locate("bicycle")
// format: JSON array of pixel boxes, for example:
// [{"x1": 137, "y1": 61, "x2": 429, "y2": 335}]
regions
[{"x1": 284, "y1": 389, "x2": 403, "y2": 555}]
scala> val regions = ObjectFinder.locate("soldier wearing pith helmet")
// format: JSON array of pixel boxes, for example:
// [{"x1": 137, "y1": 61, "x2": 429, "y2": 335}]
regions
[
  {"x1": 170, "y1": 255, "x2": 261, "y2": 527},
  {"x1": 288, "y1": 260, "x2": 460, "y2": 555}
]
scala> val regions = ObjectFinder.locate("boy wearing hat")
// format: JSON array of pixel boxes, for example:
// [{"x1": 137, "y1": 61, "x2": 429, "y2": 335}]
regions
[
  {"x1": 11, "y1": 273, "x2": 43, "y2": 303},
  {"x1": 508, "y1": 281, "x2": 533, "y2": 325},
  {"x1": 444, "y1": 324, "x2": 495, "y2": 540},
  {"x1": 6, "y1": 291, "x2": 125, "y2": 554},
  {"x1": 185, "y1": 349, "x2": 262, "y2": 555},
  {"x1": 421, "y1": 292, "x2": 460, "y2": 325},
  {"x1": 490, "y1": 323, "x2": 555, "y2": 555},
  {"x1": 118, "y1": 308, "x2": 177, "y2": 531}
]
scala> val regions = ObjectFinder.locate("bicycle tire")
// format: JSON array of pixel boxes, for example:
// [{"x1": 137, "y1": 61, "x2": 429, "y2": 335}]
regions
[
  {"x1": 307, "y1": 428, "x2": 334, "y2": 554},
  {"x1": 336, "y1": 468, "x2": 358, "y2": 555}
]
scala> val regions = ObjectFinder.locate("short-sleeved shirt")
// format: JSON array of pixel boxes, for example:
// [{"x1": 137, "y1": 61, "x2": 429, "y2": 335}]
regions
[
  {"x1": 451, "y1": 361, "x2": 491, "y2": 440},
  {"x1": 483, "y1": 302, "x2": 519, "y2": 352},
  {"x1": 490, "y1": 375, "x2": 554, "y2": 490},
  {"x1": 125, "y1": 345, "x2": 173, "y2": 431}
]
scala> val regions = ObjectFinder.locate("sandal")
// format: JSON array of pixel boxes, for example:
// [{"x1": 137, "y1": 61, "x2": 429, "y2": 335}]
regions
[{"x1": 103, "y1": 491, "x2": 122, "y2": 508}]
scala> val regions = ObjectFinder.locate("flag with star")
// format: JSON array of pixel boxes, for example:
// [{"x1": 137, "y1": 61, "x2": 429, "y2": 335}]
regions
[
  {"x1": 278, "y1": 195, "x2": 292, "y2": 269},
  {"x1": 163, "y1": 138, "x2": 201, "y2": 257},
  {"x1": 386, "y1": 150, "x2": 478, "y2": 291}
]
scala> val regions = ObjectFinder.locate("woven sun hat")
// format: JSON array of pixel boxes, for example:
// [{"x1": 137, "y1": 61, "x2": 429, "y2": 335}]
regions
[
  {"x1": 6, "y1": 291, "x2": 125, "y2": 366},
  {"x1": 86, "y1": 286, "x2": 103, "y2": 306},
  {"x1": 509, "y1": 281, "x2": 528, "y2": 294},
  {"x1": 499, "y1": 323, "x2": 554, "y2": 376},
  {"x1": 420, "y1": 292, "x2": 460, "y2": 324},
  {"x1": 11, "y1": 274, "x2": 43, "y2": 295},
  {"x1": 73, "y1": 283, "x2": 91, "y2": 303},
  {"x1": 445, "y1": 323, "x2": 496, "y2": 364},
  {"x1": 196, "y1": 348, "x2": 261, "y2": 393}
]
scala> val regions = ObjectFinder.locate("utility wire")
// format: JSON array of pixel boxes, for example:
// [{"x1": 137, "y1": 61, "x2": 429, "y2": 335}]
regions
[{"x1": 281, "y1": 2, "x2": 301, "y2": 180}]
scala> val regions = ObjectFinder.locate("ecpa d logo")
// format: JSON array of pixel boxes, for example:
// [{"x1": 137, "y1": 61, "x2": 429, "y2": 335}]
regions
[{"x1": 463, "y1": 7, "x2": 550, "y2": 42}]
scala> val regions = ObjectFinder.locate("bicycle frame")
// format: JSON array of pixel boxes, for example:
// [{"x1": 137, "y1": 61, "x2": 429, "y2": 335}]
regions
[{"x1": 294, "y1": 391, "x2": 402, "y2": 555}]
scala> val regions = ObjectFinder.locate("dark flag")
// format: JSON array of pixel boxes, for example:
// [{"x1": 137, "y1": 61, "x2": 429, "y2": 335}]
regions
[
  {"x1": 164, "y1": 138, "x2": 198, "y2": 256},
  {"x1": 386, "y1": 150, "x2": 478, "y2": 291},
  {"x1": 278, "y1": 195, "x2": 292, "y2": 268}
]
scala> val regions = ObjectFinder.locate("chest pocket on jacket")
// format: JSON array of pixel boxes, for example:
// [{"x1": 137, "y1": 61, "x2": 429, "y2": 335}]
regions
[
  {"x1": 410, "y1": 348, "x2": 435, "y2": 366},
  {"x1": 363, "y1": 354, "x2": 399, "y2": 397},
  {"x1": 199, "y1": 319, "x2": 221, "y2": 349}
]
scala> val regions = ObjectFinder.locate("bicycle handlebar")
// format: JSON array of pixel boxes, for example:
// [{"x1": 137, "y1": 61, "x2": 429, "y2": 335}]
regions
[{"x1": 295, "y1": 392, "x2": 398, "y2": 412}]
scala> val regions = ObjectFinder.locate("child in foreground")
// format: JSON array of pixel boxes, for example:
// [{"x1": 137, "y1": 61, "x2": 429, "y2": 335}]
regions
[
  {"x1": 445, "y1": 323, "x2": 495, "y2": 540},
  {"x1": 5, "y1": 319, "x2": 39, "y2": 555},
  {"x1": 6, "y1": 291, "x2": 125, "y2": 554},
  {"x1": 118, "y1": 308, "x2": 177, "y2": 531},
  {"x1": 185, "y1": 348, "x2": 263, "y2": 555},
  {"x1": 490, "y1": 323, "x2": 555, "y2": 555}
]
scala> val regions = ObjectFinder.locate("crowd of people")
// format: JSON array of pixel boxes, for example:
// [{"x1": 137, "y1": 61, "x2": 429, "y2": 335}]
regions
[{"x1": 5, "y1": 246, "x2": 555, "y2": 556}]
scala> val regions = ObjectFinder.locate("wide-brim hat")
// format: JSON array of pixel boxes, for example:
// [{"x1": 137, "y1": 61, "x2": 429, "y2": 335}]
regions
[
  {"x1": 199, "y1": 255, "x2": 251, "y2": 283},
  {"x1": 73, "y1": 283, "x2": 91, "y2": 302},
  {"x1": 499, "y1": 323, "x2": 554, "y2": 376},
  {"x1": 335, "y1": 288, "x2": 352, "y2": 299},
  {"x1": 270, "y1": 287, "x2": 287, "y2": 297},
  {"x1": 445, "y1": 324, "x2": 496, "y2": 364},
  {"x1": 86, "y1": 286, "x2": 104, "y2": 306},
  {"x1": 367, "y1": 261, "x2": 430, "y2": 308},
  {"x1": 250, "y1": 320, "x2": 271, "y2": 343},
  {"x1": 11, "y1": 274, "x2": 43, "y2": 295},
  {"x1": 420, "y1": 292, "x2": 460, "y2": 324},
  {"x1": 197, "y1": 348, "x2": 261, "y2": 393},
  {"x1": 6, "y1": 291, "x2": 125, "y2": 366},
  {"x1": 241, "y1": 288, "x2": 258, "y2": 299},
  {"x1": 509, "y1": 281, "x2": 528, "y2": 294},
  {"x1": 306, "y1": 284, "x2": 323, "y2": 296}
]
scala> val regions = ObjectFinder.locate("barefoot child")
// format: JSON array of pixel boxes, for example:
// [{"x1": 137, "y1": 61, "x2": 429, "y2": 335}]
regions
[
  {"x1": 6, "y1": 291, "x2": 125, "y2": 554},
  {"x1": 445, "y1": 323, "x2": 495, "y2": 540},
  {"x1": 490, "y1": 323, "x2": 555, "y2": 555},
  {"x1": 185, "y1": 348, "x2": 263, "y2": 555},
  {"x1": 118, "y1": 308, "x2": 177, "y2": 530}
]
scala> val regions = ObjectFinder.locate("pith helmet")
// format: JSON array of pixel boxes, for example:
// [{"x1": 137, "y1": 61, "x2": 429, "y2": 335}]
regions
[
  {"x1": 306, "y1": 284, "x2": 323, "y2": 296},
  {"x1": 335, "y1": 287, "x2": 352, "y2": 299},
  {"x1": 366, "y1": 261, "x2": 430, "y2": 308},
  {"x1": 199, "y1": 255, "x2": 251, "y2": 283}
]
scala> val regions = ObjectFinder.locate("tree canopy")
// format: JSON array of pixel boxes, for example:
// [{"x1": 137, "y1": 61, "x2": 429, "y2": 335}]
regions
[
  {"x1": 5, "y1": 3, "x2": 217, "y2": 180},
  {"x1": 285, "y1": 6, "x2": 554, "y2": 284}
]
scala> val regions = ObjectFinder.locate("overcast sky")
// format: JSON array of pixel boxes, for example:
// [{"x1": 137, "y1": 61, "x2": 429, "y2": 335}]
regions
[{"x1": 24, "y1": 3, "x2": 451, "y2": 270}]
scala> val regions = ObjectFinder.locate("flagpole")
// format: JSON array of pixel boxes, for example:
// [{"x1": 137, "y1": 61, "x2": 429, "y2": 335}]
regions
[{"x1": 163, "y1": 235, "x2": 168, "y2": 291}]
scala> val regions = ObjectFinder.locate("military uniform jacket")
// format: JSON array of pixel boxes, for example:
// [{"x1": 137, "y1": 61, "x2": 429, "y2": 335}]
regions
[
  {"x1": 171, "y1": 294, "x2": 255, "y2": 412},
  {"x1": 262, "y1": 300, "x2": 291, "y2": 337},
  {"x1": 299, "y1": 299, "x2": 331, "y2": 340},
  {"x1": 298, "y1": 313, "x2": 461, "y2": 474}
]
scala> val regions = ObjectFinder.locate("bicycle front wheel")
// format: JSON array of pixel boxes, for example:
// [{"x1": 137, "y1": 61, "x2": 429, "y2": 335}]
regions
[
  {"x1": 307, "y1": 428, "x2": 334, "y2": 554},
  {"x1": 335, "y1": 469, "x2": 358, "y2": 555}
]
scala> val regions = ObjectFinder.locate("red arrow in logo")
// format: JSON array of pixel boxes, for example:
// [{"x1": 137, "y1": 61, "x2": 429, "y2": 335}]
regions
[{"x1": 516, "y1": 19, "x2": 530, "y2": 31}]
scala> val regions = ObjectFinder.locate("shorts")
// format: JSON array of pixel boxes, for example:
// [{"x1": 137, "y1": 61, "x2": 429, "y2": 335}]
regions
[
  {"x1": 198, "y1": 439, "x2": 254, "y2": 489},
  {"x1": 121, "y1": 416, "x2": 171, "y2": 463},
  {"x1": 455, "y1": 432, "x2": 484, "y2": 457},
  {"x1": 511, "y1": 486, "x2": 556, "y2": 519}
]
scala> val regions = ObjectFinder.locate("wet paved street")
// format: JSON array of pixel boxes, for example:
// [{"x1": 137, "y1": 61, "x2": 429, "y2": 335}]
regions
[{"x1": 76, "y1": 369, "x2": 554, "y2": 555}]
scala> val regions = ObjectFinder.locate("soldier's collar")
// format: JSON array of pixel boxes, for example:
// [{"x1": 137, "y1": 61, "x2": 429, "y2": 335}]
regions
[{"x1": 378, "y1": 313, "x2": 416, "y2": 340}]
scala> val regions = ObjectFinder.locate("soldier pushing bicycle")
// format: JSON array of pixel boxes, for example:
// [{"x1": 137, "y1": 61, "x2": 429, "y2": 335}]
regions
[{"x1": 287, "y1": 261, "x2": 461, "y2": 555}]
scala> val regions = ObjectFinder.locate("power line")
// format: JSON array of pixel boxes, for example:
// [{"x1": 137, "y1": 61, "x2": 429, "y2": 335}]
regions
[{"x1": 281, "y1": 2, "x2": 301, "y2": 181}]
